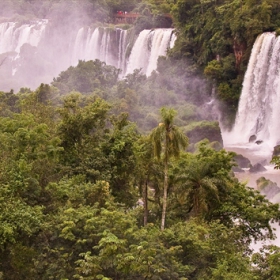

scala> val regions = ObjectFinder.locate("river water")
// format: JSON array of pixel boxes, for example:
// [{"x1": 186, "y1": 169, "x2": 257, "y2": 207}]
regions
[{"x1": 223, "y1": 141, "x2": 280, "y2": 248}]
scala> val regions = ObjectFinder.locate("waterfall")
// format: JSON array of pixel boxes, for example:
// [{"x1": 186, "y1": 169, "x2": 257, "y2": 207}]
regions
[
  {"x1": 225, "y1": 32, "x2": 280, "y2": 151},
  {"x1": 0, "y1": 21, "x2": 176, "y2": 91},
  {"x1": 117, "y1": 29, "x2": 127, "y2": 72},
  {"x1": 125, "y1": 29, "x2": 151, "y2": 75},
  {"x1": 0, "y1": 20, "x2": 48, "y2": 54},
  {"x1": 84, "y1": 28, "x2": 100, "y2": 61},
  {"x1": 71, "y1": 27, "x2": 87, "y2": 64},
  {"x1": 125, "y1": 28, "x2": 175, "y2": 76},
  {"x1": 146, "y1": 29, "x2": 174, "y2": 76},
  {"x1": 70, "y1": 27, "x2": 175, "y2": 77},
  {"x1": 0, "y1": 22, "x2": 15, "y2": 53},
  {"x1": 70, "y1": 27, "x2": 128, "y2": 72}
]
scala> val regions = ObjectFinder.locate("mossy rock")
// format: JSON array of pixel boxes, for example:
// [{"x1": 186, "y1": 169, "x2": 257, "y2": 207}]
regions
[
  {"x1": 233, "y1": 154, "x2": 251, "y2": 168},
  {"x1": 249, "y1": 135, "x2": 256, "y2": 143},
  {"x1": 256, "y1": 176, "x2": 280, "y2": 200},
  {"x1": 257, "y1": 177, "x2": 272, "y2": 191},
  {"x1": 190, "y1": 139, "x2": 222, "y2": 153},
  {"x1": 272, "y1": 145, "x2": 280, "y2": 156},
  {"x1": 183, "y1": 120, "x2": 222, "y2": 145},
  {"x1": 249, "y1": 163, "x2": 267, "y2": 173}
]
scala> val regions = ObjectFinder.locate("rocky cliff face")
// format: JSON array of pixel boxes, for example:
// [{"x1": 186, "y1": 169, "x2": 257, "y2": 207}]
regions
[{"x1": 233, "y1": 38, "x2": 246, "y2": 70}]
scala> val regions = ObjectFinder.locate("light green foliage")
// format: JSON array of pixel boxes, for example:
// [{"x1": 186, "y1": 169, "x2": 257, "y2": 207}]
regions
[
  {"x1": 0, "y1": 90, "x2": 19, "y2": 117},
  {"x1": 0, "y1": 196, "x2": 43, "y2": 247},
  {"x1": 57, "y1": 93, "x2": 110, "y2": 175},
  {"x1": 133, "y1": 135, "x2": 162, "y2": 225},
  {"x1": 58, "y1": 93, "x2": 110, "y2": 149},
  {"x1": 271, "y1": 155, "x2": 280, "y2": 170},
  {"x1": 57, "y1": 93, "x2": 139, "y2": 206},
  {"x1": 0, "y1": 112, "x2": 62, "y2": 199},
  {"x1": 252, "y1": 245, "x2": 280, "y2": 279},
  {"x1": 164, "y1": 219, "x2": 258, "y2": 279},
  {"x1": 36, "y1": 180, "x2": 138, "y2": 279},
  {"x1": 0, "y1": 95, "x2": 278, "y2": 278},
  {"x1": 51, "y1": 59, "x2": 212, "y2": 134},
  {"x1": 256, "y1": 177, "x2": 278, "y2": 192},
  {"x1": 0, "y1": 0, "x2": 111, "y2": 24},
  {"x1": 151, "y1": 107, "x2": 188, "y2": 160}
]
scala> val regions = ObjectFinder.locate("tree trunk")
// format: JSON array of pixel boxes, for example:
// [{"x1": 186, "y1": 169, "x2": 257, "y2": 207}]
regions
[
  {"x1": 161, "y1": 156, "x2": 168, "y2": 230},
  {"x1": 143, "y1": 180, "x2": 148, "y2": 226}
]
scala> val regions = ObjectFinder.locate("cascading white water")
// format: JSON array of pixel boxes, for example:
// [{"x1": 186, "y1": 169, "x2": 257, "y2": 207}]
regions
[
  {"x1": 71, "y1": 27, "x2": 87, "y2": 64},
  {"x1": 71, "y1": 27, "x2": 128, "y2": 71},
  {"x1": 125, "y1": 28, "x2": 175, "y2": 76},
  {"x1": 0, "y1": 22, "x2": 15, "y2": 53},
  {"x1": 0, "y1": 22, "x2": 176, "y2": 91},
  {"x1": 117, "y1": 29, "x2": 127, "y2": 72},
  {"x1": 169, "y1": 32, "x2": 177, "y2": 49},
  {"x1": 0, "y1": 20, "x2": 48, "y2": 82},
  {"x1": 71, "y1": 27, "x2": 176, "y2": 77},
  {"x1": 146, "y1": 29, "x2": 174, "y2": 76},
  {"x1": 224, "y1": 32, "x2": 280, "y2": 155},
  {"x1": 0, "y1": 20, "x2": 48, "y2": 54},
  {"x1": 125, "y1": 29, "x2": 151, "y2": 75},
  {"x1": 84, "y1": 28, "x2": 100, "y2": 61}
]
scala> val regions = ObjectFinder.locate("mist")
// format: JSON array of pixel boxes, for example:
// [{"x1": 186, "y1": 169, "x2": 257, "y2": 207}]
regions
[{"x1": 0, "y1": 0, "x2": 109, "y2": 92}]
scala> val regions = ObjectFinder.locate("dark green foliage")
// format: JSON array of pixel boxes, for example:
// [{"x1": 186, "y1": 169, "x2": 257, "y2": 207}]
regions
[
  {"x1": 184, "y1": 120, "x2": 223, "y2": 145},
  {"x1": 252, "y1": 245, "x2": 280, "y2": 279},
  {"x1": 0, "y1": 91, "x2": 279, "y2": 278},
  {"x1": 0, "y1": 90, "x2": 19, "y2": 116},
  {"x1": 52, "y1": 60, "x2": 120, "y2": 95},
  {"x1": 56, "y1": 58, "x2": 214, "y2": 134},
  {"x1": 171, "y1": 0, "x2": 280, "y2": 121}
]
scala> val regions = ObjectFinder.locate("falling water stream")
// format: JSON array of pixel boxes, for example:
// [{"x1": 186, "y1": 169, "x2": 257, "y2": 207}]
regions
[
  {"x1": 222, "y1": 32, "x2": 280, "y2": 249},
  {"x1": 0, "y1": 20, "x2": 48, "y2": 53},
  {"x1": 223, "y1": 32, "x2": 280, "y2": 191},
  {"x1": 0, "y1": 21, "x2": 176, "y2": 91},
  {"x1": 224, "y1": 32, "x2": 280, "y2": 150},
  {"x1": 70, "y1": 27, "x2": 175, "y2": 77}
]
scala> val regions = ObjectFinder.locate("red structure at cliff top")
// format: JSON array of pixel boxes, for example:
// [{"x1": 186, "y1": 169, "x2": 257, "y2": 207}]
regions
[{"x1": 114, "y1": 12, "x2": 140, "y2": 23}]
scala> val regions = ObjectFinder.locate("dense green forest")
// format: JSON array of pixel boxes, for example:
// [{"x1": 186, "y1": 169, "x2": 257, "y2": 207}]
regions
[
  {"x1": 0, "y1": 60, "x2": 279, "y2": 279},
  {"x1": 1, "y1": 0, "x2": 280, "y2": 279}
]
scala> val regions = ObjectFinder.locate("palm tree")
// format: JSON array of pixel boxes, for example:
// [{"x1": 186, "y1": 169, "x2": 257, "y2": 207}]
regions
[
  {"x1": 183, "y1": 161, "x2": 220, "y2": 217},
  {"x1": 171, "y1": 151, "x2": 228, "y2": 220},
  {"x1": 150, "y1": 107, "x2": 188, "y2": 230}
]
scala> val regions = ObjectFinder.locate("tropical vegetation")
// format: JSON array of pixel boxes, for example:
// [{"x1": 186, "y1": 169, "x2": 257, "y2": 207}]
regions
[
  {"x1": 1, "y1": 0, "x2": 280, "y2": 279},
  {"x1": 0, "y1": 59, "x2": 278, "y2": 279}
]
